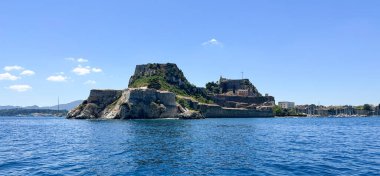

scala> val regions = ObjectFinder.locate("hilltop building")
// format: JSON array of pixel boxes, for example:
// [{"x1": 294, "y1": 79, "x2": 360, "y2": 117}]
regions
[
  {"x1": 202, "y1": 76, "x2": 276, "y2": 108},
  {"x1": 218, "y1": 77, "x2": 260, "y2": 97}
]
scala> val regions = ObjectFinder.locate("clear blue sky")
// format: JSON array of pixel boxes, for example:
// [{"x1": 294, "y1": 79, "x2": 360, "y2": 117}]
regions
[{"x1": 0, "y1": 0, "x2": 379, "y2": 106}]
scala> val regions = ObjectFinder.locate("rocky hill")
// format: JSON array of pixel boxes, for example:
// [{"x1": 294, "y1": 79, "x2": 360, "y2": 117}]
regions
[{"x1": 128, "y1": 63, "x2": 210, "y2": 103}]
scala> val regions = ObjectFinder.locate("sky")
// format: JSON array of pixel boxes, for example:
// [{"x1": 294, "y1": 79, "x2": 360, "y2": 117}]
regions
[{"x1": 0, "y1": 0, "x2": 379, "y2": 106}]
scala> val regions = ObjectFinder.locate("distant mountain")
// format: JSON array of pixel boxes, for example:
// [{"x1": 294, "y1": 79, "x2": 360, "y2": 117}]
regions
[
  {"x1": 0, "y1": 106, "x2": 22, "y2": 110},
  {"x1": 42, "y1": 100, "x2": 83, "y2": 111},
  {"x1": 24, "y1": 105, "x2": 40, "y2": 109},
  {"x1": 0, "y1": 100, "x2": 83, "y2": 111}
]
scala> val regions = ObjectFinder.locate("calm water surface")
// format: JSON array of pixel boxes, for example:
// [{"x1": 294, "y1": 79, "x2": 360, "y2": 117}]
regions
[{"x1": 0, "y1": 117, "x2": 379, "y2": 175}]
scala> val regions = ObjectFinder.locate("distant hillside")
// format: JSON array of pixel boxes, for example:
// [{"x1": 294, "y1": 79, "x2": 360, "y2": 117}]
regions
[
  {"x1": 0, "y1": 100, "x2": 83, "y2": 111},
  {"x1": 0, "y1": 109, "x2": 68, "y2": 117},
  {"x1": 0, "y1": 106, "x2": 22, "y2": 110}
]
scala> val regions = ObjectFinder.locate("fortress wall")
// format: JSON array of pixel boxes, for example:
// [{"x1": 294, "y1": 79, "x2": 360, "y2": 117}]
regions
[
  {"x1": 211, "y1": 95, "x2": 275, "y2": 106},
  {"x1": 198, "y1": 104, "x2": 273, "y2": 118}
]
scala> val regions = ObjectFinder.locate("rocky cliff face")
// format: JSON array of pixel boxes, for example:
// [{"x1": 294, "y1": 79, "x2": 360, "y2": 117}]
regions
[{"x1": 67, "y1": 88, "x2": 202, "y2": 119}]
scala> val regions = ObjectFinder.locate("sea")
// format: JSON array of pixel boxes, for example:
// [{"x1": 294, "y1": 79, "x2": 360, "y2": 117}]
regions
[{"x1": 0, "y1": 116, "x2": 379, "y2": 175}]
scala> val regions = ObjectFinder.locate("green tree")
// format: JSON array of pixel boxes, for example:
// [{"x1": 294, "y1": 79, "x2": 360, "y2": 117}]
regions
[
  {"x1": 273, "y1": 105, "x2": 283, "y2": 116},
  {"x1": 206, "y1": 81, "x2": 220, "y2": 94},
  {"x1": 206, "y1": 81, "x2": 216, "y2": 90},
  {"x1": 221, "y1": 82, "x2": 228, "y2": 93},
  {"x1": 288, "y1": 108, "x2": 296, "y2": 116},
  {"x1": 148, "y1": 77, "x2": 161, "y2": 90},
  {"x1": 363, "y1": 104, "x2": 372, "y2": 111},
  {"x1": 178, "y1": 98, "x2": 190, "y2": 109}
]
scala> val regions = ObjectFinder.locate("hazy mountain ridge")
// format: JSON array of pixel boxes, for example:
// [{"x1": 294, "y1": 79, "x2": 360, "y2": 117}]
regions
[{"x1": 0, "y1": 100, "x2": 83, "y2": 111}]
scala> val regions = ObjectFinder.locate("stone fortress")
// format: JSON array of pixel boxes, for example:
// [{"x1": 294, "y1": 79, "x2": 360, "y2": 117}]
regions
[
  {"x1": 68, "y1": 63, "x2": 275, "y2": 119},
  {"x1": 219, "y1": 77, "x2": 260, "y2": 97},
  {"x1": 207, "y1": 76, "x2": 275, "y2": 110}
]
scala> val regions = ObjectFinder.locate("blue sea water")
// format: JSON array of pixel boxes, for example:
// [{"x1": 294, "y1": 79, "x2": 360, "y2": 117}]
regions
[{"x1": 0, "y1": 117, "x2": 379, "y2": 176}]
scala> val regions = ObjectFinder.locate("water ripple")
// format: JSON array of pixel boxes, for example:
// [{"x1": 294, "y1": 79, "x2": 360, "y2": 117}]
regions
[{"x1": 0, "y1": 117, "x2": 380, "y2": 175}]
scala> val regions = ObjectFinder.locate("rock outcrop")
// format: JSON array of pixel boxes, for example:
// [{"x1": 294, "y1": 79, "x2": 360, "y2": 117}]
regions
[
  {"x1": 128, "y1": 63, "x2": 208, "y2": 102},
  {"x1": 67, "y1": 88, "x2": 203, "y2": 119},
  {"x1": 129, "y1": 63, "x2": 188, "y2": 88}
]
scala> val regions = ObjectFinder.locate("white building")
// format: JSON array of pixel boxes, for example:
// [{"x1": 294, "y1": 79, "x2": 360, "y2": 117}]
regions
[{"x1": 278, "y1": 101, "x2": 295, "y2": 109}]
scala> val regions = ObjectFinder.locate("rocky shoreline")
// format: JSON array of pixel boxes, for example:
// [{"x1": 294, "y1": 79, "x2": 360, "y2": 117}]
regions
[{"x1": 67, "y1": 88, "x2": 273, "y2": 119}]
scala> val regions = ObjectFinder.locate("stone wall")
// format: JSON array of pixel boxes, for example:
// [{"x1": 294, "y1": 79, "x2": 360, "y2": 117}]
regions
[
  {"x1": 211, "y1": 95, "x2": 275, "y2": 107},
  {"x1": 221, "y1": 79, "x2": 249, "y2": 90},
  {"x1": 198, "y1": 104, "x2": 273, "y2": 118},
  {"x1": 219, "y1": 77, "x2": 261, "y2": 96}
]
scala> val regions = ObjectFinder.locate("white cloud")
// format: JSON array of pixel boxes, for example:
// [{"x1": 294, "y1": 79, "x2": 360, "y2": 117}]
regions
[
  {"x1": 8, "y1": 84, "x2": 32, "y2": 92},
  {"x1": 20, "y1": 70, "x2": 35, "y2": 76},
  {"x1": 202, "y1": 38, "x2": 223, "y2": 47},
  {"x1": 92, "y1": 68, "x2": 102, "y2": 73},
  {"x1": 72, "y1": 65, "x2": 102, "y2": 75},
  {"x1": 77, "y1": 58, "x2": 88, "y2": 63},
  {"x1": 0, "y1": 73, "x2": 19, "y2": 81},
  {"x1": 47, "y1": 75, "x2": 68, "y2": 82},
  {"x1": 66, "y1": 57, "x2": 89, "y2": 63},
  {"x1": 84, "y1": 80, "x2": 96, "y2": 85},
  {"x1": 4, "y1": 65, "x2": 24, "y2": 72},
  {"x1": 72, "y1": 65, "x2": 91, "y2": 75}
]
